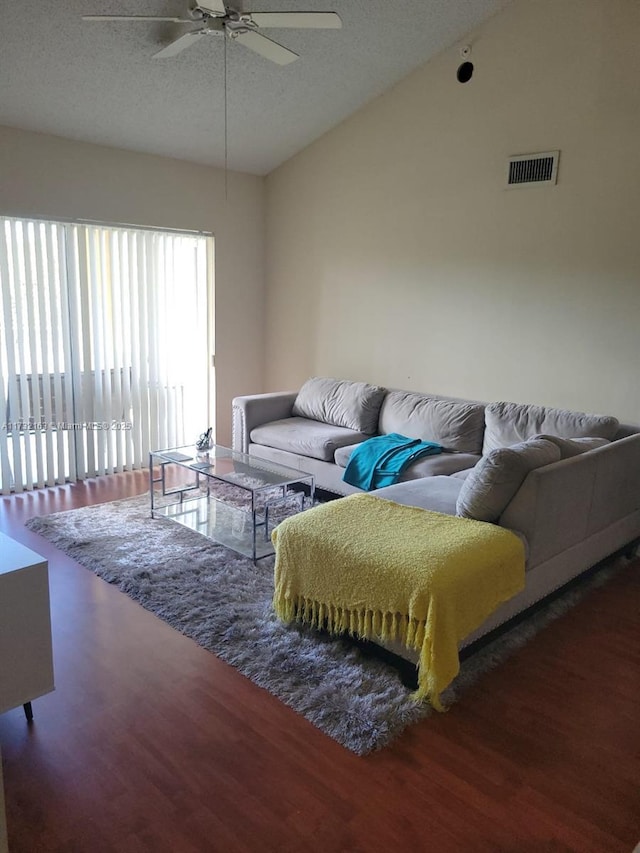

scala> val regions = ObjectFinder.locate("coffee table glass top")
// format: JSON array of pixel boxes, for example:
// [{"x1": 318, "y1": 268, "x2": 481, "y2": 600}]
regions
[
  {"x1": 149, "y1": 444, "x2": 315, "y2": 560},
  {"x1": 151, "y1": 444, "x2": 312, "y2": 491}
]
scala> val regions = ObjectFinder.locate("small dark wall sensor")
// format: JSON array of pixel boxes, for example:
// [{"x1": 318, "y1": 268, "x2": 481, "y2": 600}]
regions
[{"x1": 457, "y1": 61, "x2": 474, "y2": 83}]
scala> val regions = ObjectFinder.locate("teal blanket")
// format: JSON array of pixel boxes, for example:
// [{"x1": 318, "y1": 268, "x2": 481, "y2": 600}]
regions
[{"x1": 342, "y1": 432, "x2": 443, "y2": 490}]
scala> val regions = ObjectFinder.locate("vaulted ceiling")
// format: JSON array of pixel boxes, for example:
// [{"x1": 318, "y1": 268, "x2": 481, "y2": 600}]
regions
[{"x1": 0, "y1": 0, "x2": 512, "y2": 175}]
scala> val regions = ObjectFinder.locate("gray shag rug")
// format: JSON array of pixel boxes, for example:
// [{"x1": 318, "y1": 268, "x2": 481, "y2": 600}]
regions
[{"x1": 26, "y1": 492, "x2": 627, "y2": 754}]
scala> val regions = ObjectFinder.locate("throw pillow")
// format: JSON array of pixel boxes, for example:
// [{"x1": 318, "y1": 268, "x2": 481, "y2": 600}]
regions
[
  {"x1": 532, "y1": 434, "x2": 610, "y2": 459},
  {"x1": 456, "y1": 438, "x2": 561, "y2": 523},
  {"x1": 292, "y1": 377, "x2": 387, "y2": 434}
]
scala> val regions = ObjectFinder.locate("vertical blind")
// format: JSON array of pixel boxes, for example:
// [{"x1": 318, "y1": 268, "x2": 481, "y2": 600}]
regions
[{"x1": 0, "y1": 217, "x2": 211, "y2": 494}]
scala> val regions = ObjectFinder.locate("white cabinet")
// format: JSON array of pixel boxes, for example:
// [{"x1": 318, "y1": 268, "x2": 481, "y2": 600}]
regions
[{"x1": 0, "y1": 534, "x2": 54, "y2": 718}]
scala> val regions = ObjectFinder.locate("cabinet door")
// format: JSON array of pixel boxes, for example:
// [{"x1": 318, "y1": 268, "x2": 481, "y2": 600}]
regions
[{"x1": 0, "y1": 538, "x2": 54, "y2": 714}]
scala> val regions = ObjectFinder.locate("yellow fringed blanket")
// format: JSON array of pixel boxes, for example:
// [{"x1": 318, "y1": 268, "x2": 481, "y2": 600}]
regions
[{"x1": 272, "y1": 494, "x2": 525, "y2": 710}]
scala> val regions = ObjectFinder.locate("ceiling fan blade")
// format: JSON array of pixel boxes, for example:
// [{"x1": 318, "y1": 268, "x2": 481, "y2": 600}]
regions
[
  {"x1": 233, "y1": 30, "x2": 298, "y2": 65},
  {"x1": 248, "y1": 12, "x2": 342, "y2": 29},
  {"x1": 199, "y1": 0, "x2": 226, "y2": 15},
  {"x1": 153, "y1": 29, "x2": 207, "y2": 58},
  {"x1": 82, "y1": 15, "x2": 193, "y2": 22}
]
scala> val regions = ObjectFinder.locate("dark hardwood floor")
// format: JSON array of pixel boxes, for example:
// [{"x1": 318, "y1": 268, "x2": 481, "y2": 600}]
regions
[{"x1": 0, "y1": 472, "x2": 639, "y2": 852}]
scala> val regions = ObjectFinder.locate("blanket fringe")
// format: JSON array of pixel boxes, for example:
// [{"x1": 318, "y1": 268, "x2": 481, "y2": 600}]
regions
[{"x1": 274, "y1": 591, "x2": 444, "y2": 709}]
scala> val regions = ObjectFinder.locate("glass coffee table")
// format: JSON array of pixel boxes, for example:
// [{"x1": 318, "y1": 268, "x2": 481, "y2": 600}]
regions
[{"x1": 149, "y1": 445, "x2": 315, "y2": 561}]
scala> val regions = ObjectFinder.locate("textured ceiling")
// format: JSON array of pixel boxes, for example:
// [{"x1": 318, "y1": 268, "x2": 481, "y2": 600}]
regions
[{"x1": 0, "y1": 0, "x2": 512, "y2": 175}]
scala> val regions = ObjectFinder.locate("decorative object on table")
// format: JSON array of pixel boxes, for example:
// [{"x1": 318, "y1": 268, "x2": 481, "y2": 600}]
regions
[
  {"x1": 25, "y1": 492, "x2": 628, "y2": 754},
  {"x1": 196, "y1": 427, "x2": 213, "y2": 452}
]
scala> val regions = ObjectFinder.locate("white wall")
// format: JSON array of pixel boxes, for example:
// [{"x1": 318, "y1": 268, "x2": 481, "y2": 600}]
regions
[
  {"x1": 265, "y1": 0, "x2": 640, "y2": 425},
  {"x1": 0, "y1": 125, "x2": 265, "y2": 445}
]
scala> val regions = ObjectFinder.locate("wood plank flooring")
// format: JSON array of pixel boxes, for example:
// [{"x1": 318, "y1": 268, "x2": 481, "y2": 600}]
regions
[{"x1": 0, "y1": 472, "x2": 639, "y2": 852}]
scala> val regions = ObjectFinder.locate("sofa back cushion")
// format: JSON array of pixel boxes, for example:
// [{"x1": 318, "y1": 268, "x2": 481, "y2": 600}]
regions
[
  {"x1": 483, "y1": 401, "x2": 619, "y2": 454},
  {"x1": 378, "y1": 390, "x2": 485, "y2": 453},
  {"x1": 456, "y1": 437, "x2": 561, "y2": 522},
  {"x1": 292, "y1": 377, "x2": 386, "y2": 435}
]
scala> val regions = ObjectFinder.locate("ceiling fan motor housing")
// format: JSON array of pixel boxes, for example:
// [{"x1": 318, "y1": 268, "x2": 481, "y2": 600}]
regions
[{"x1": 195, "y1": 3, "x2": 232, "y2": 19}]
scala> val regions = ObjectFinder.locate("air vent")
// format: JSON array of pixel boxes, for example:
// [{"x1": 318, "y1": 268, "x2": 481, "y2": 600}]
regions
[{"x1": 507, "y1": 151, "x2": 559, "y2": 188}]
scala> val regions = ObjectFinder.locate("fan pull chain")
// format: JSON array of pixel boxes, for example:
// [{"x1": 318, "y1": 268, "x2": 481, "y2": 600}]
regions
[{"x1": 224, "y1": 31, "x2": 228, "y2": 201}]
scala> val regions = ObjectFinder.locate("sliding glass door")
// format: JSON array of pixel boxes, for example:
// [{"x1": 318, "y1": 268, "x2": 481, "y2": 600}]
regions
[{"x1": 0, "y1": 217, "x2": 212, "y2": 494}]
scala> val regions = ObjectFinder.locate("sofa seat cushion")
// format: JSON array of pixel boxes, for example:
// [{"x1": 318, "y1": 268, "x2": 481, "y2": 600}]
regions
[
  {"x1": 334, "y1": 442, "x2": 364, "y2": 468},
  {"x1": 483, "y1": 401, "x2": 619, "y2": 454},
  {"x1": 450, "y1": 468, "x2": 475, "y2": 481},
  {"x1": 371, "y1": 476, "x2": 464, "y2": 516},
  {"x1": 291, "y1": 377, "x2": 386, "y2": 434},
  {"x1": 250, "y1": 417, "x2": 368, "y2": 463},
  {"x1": 378, "y1": 391, "x2": 485, "y2": 454},
  {"x1": 457, "y1": 438, "x2": 561, "y2": 522},
  {"x1": 397, "y1": 452, "x2": 482, "y2": 480},
  {"x1": 333, "y1": 443, "x2": 481, "y2": 478}
]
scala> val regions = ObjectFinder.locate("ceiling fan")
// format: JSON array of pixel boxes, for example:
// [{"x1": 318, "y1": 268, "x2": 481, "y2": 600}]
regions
[{"x1": 83, "y1": 3, "x2": 342, "y2": 65}]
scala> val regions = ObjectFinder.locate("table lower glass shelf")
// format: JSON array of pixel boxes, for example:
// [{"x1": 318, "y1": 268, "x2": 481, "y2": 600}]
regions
[{"x1": 152, "y1": 495, "x2": 282, "y2": 561}]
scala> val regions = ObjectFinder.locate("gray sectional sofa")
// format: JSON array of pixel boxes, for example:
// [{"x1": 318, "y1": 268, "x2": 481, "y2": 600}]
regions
[
  {"x1": 232, "y1": 377, "x2": 640, "y2": 654},
  {"x1": 233, "y1": 378, "x2": 489, "y2": 496}
]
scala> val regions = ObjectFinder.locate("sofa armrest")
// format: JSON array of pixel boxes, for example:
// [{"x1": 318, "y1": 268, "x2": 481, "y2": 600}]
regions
[
  {"x1": 232, "y1": 391, "x2": 298, "y2": 453},
  {"x1": 500, "y1": 434, "x2": 640, "y2": 568},
  {"x1": 499, "y1": 454, "x2": 597, "y2": 569}
]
